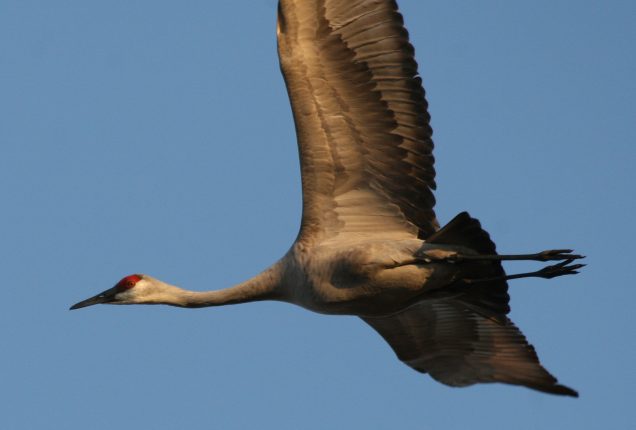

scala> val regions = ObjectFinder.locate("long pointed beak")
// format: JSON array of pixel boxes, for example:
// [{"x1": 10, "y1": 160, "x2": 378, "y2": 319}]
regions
[{"x1": 69, "y1": 287, "x2": 118, "y2": 310}]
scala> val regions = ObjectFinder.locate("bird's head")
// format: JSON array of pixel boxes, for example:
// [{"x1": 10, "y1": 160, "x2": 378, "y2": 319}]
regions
[{"x1": 69, "y1": 274, "x2": 163, "y2": 310}]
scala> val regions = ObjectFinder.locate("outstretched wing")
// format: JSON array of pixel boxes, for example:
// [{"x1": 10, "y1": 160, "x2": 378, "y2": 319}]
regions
[
  {"x1": 277, "y1": 0, "x2": 438, "y2": 246},
  {"x1": 362, "y1": 300, "x2": 578, "y2": 396}
]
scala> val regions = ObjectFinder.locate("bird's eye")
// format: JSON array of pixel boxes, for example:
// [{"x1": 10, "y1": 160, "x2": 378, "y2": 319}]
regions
[{"x1": 115, "y1": 274, "x2": 142, "y2": 290}]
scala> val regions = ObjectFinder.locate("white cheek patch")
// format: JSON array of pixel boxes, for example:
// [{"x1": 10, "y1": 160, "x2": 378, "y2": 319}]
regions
[
  {"x1": 115, "y1": 289, "x2": 137, "y2": 303},
  {"x1": 115, "y1": 281, "x2": 161, "y2": 304}
]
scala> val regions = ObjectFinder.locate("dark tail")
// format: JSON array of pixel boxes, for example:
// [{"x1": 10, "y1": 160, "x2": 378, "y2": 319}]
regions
[{"x1": 427, "y1": 212, "x2": 511, "y2": 322}]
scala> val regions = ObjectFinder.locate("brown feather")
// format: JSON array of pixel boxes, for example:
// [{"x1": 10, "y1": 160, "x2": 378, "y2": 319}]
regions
[
  {"x1": 362, "y1": 301, "x2": 578, "y2": 397},
  {"x1": 278, "y1": 0, "x2": 438, "y2": 246}
]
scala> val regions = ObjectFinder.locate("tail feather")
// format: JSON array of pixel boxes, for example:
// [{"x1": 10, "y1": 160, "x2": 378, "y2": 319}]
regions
[
  {"x1": 427, "y1": 212, "x2": 510, "y2": 322},
  {"x1": 427, "y1": 211, "x2": 497, "y2": 255}
]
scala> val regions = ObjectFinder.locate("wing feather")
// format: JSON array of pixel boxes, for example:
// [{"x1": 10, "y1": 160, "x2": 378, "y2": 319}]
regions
[
  {"x1": 278, "y1": 0, "x2": 437, "y2": 246},
  {"x1": 362, "y1": 301, "x2": 578, "y2": 396}
]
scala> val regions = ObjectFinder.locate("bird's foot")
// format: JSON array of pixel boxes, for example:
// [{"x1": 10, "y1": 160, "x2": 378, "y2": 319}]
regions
[
  {"x1": 531, "y1": 259, "x2": 586, "y2": 279},
  {"x1": 534, "y1": 249, "x2": 585, "y2": 261}
]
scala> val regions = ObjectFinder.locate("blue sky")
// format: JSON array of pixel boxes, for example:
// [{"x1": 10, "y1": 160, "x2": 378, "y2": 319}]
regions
[{"x1": 2, "y1": 0, "x2": 635, "y2": 428}]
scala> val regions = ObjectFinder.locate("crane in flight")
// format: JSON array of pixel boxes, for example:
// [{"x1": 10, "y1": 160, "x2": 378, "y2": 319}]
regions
[{"x1": 71, "y1": 0, "x2": 583, "y2": 397}]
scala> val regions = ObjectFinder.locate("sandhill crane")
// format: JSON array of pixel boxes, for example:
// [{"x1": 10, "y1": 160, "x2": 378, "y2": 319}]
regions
[{"x1": 71, "y1": 0, "x2": 583, "y2": 396}]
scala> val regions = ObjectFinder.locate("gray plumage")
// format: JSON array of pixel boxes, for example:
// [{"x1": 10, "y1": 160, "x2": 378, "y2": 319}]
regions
[{"x1": 71, "y1": 0, "x2": 582, "y2": 397}]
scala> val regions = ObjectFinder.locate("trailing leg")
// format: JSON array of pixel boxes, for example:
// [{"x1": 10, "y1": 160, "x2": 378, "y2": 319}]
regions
[
  {"x1": 417, "y1": 248, "x2": 584, "y2": 264},
  {"x1": 462, "y1": 259, "x2": 586, "y2": 285}
]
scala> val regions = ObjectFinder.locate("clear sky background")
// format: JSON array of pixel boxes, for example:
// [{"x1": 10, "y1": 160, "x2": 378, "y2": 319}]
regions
[{"x1": 2, "y1": 1, "x2": 635, "y2": 429}]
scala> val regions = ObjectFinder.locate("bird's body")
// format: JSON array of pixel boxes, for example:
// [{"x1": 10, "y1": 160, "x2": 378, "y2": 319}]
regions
[
  {"x1": 280, "y1": 239, "x2": 458, "y2": 316},
  {"x1": 71, "y1": 0, "x2": 583, "y2": 397}
]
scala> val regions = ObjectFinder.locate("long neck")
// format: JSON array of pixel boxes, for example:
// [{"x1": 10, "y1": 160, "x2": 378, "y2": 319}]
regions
[{"x1": 161, "y1": 262, "x2": 285, "y2": 308}]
